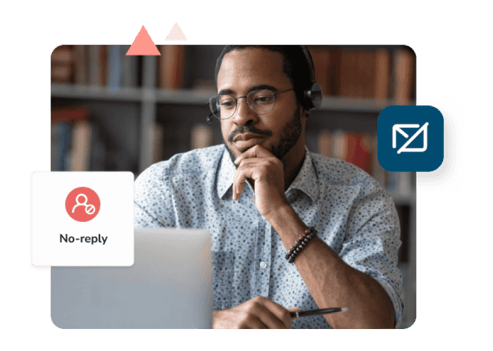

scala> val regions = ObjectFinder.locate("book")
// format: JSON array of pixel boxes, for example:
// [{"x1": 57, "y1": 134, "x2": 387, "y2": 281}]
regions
[
  {"x1": 51, "y1": 106, "x2": 89, "y2": 123},
  {"x1": 345, "y1": 132, "x2": 373, "y2": 174},
  {"x1": 89, "y1": 45, "x2": 101, "y2": 87},
  {"x1": 372, "y1": 134, "x2": 387, "y2": 186},
  {"x1": 100, "y1": 45, "x2": 108, "y2": 87},
  {"x1": 159, "y1": 45, "x2": 186, "y2": 89},
  {"x1": 331, "y1": 130, "x2": 348, "y2": 160},
  {"x1": 53, "y1": 122, "x2": 72, "y2": 171},
  {"x1": 374, "y1": 49, "x2": 391, "y2": 100},
  {"x1": 73, "y1": 45, "x2": 88, "y2": 85},
  {"x1": 190, "y1": 124, "x2": 214, "y2": 149},
  {"x1": 88, "y1": 45, "x2": 107, "y2": 87},
  {"x1": 149, "y1": 123, "x2": 163, "y2": 164},
  {"x1": 121, "y1": 45, "x2": 138, "y2": 88},
  {"x1": 396, "y1": 172, "x2": 412, "y2": 197},
  {"x1": 386, "y1": 171, "x2": 399, "y2": 194},
  {"x1": 90, "y1": 123, "x2": 107, "y2": 171},
  {"x1": 393, "y1": 49, "x2": 415, "y2": 104},
  {"x1": 317, "y1": 130, "x2": 332, "y2": 157},
  {"x1": 107, "y1": 45, "x2": 122, "y2": 92},
  {"x1": 355, "y1": 51, "x2": 367, "y2": 98},
  {"x1": 51, "y1": 123, "x2": 60, "y2": 171},
  {"x1": 339, "y1": 49, "x2": 359, "y2": 97},
  {"x1": 69, "y1": 121, "x2": 92, "y2": 171},
  {"x1": 51, "y1": 107, "x2": 91, "y2": 171},
  {"x1": 51, "y1": 45, "x2": 73, "y2": 83},
  {"x1": 387, "y1": 171, "x2": 413, "y2": 198},
  {"x1": 363, "y1": 50, "x2": 377, "y2": 98}
]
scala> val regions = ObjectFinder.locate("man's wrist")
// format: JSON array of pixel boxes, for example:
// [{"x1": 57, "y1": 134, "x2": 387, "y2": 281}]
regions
[{"x1": 264, "y1": 203, "x2": 305, "y2": 235}]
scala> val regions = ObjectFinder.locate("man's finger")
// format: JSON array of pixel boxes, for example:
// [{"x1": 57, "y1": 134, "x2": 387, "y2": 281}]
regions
[
  {"x1": 261, "y1": 298, "x2": 294, "y2": 329},
  {"x1": 233, "y1": 165, "x2": 252, "y2": 200},
  {"x1": 234, "y1": 144, "x2": 274, "y2": 165},
  {"x1": 256, "y1": 306, "x2": 290, "y2": 329}
]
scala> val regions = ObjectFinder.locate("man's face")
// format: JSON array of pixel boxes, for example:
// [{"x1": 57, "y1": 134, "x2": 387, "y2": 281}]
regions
[{"x1": 216, "y1": 48, "x2": 305, "y2": 163}]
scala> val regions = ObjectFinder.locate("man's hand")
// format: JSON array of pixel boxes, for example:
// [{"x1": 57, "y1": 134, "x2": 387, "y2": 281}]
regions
[
  {"x1": 233, "y1": 145, "x2": 289, "y2": 219},
  {"x1": 213, "y1": 296, "x2": 300, "y2": 329}
]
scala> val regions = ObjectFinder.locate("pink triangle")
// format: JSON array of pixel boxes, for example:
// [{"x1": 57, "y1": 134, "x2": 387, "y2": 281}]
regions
[
  {"x1": 127, "y1": 26, "x2": 161, "y2": 56},
  {"x1": 166, "y1": 23, "x2": 187, "y2": 40}
]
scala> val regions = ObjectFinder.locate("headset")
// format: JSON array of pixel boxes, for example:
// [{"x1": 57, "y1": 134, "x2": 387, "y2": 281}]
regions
[
  {"x1": 300, "y1": 45, "x2": 323, "y2": 110},
  {"x1": 207, "y1": 45, "x2": 322, "y2": 123}
]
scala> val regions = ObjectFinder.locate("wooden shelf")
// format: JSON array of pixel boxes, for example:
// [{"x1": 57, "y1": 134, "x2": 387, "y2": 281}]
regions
[
  {"x1": 52, "y1": 84, "x2": 416, "y2": 113},
  {"x1": 320, "y1": 96, "x2": 416, "y2": 113},
  {"x1": 51, "y1": 83, "x2": 142, "y2": 102}
]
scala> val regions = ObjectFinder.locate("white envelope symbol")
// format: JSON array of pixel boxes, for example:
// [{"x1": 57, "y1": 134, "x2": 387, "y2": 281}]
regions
[{"x1": 392, "y1": 122, "x2": 429, "y2": 154}]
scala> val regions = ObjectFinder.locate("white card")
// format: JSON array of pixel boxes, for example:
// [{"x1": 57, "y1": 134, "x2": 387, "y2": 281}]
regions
[{"x1": 31, "y1": 172, "x2": 134, "y2": 266}]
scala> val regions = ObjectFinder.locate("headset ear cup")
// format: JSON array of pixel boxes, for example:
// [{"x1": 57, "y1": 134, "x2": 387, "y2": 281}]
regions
[{"x1": 305, "y1": 82, "x2": 322, "y2": 110}]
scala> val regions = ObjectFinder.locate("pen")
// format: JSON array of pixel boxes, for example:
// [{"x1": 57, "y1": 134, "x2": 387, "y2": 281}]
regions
[{"x1": 290, "y1": 307, "x2": 347, "y2": 319}]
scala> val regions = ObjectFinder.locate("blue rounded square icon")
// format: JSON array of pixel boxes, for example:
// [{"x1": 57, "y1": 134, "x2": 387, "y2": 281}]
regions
[{"x1": 378, "y1": 106, "x2": 444, "y2": 172}]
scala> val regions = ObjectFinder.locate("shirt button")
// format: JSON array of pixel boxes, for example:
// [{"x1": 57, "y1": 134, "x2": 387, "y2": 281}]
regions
[{"x1": 260, "y1": 261, "x2": 267, "y2": 269}]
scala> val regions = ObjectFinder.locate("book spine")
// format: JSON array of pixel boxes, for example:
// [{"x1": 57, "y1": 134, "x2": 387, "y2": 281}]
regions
[
  {"x1": 317, "y1": 130, "x2": 332, "y2": 157},
  {"x1": 56, "y1": 122, "x2": 71, "y2": 171},
  {"x1": 331, "y1": 130, "x2": 348, "y2": 160},
  {"x1": 345, "y1": 132, "x2": 372, "y2": 174},
  {"x1": 90, "y1": 123, "x2": 105, "y2": 171},
  {"x1": 51, "y1": 46, "x2": 74, "y2": 83},
  {"x1": 51, "y1": 123, "x2": 60, "y2": 171},
  {"x1": 386, "y1": 171, "x2": 399, "y2": 194},
  {"x1": 393, "y1": 49, "x2": 414, "y2": 104},
  {"x1": 364, "y1": 51, "x2": 377, "y2": 99},
  {"x1": 107, "y1": 45, "x2": 122, "y2": 92},
  {"x1": 73, "y1": 45, "x2": 88, "y2": 85},
  {"x1": 51, "y1": 106, "x2": 89, "y2": 123},
  {"x1": 375, "y1": 49, "x2": 390, "y2": 100},
  {"x1": 339, "y1": 49, "x2": 360, "y2": 98},
  {"x1": 69, "y1": 121, "x2": 92, "y2": 171},
  {"x1": 160, "y1": 45, "x2": 185, "y2": 89},
  {"x1": 99, "y1": 45, "x2": 107, "y2": 87},
  {"x1": 372, "y1": 134, "x2": 387, "y2": 186},
  {"x1": 89, "y1": 45, "x2": 101, "y2": 87},
  {"x1": 121, "y1": 45, "x2": 138, "y2": 88},
  {"x1": 355, "y1": 51, "x2": 366, "y2": 98},
  {"x1": 396, "y1": 172, "x2": 412, "y2": 197},
  {"x1": 190, "y1": 124, "x2": 214, "y2": 150},
  {"x1": 149, "y1": 123, "x2": 164, "y2": 164}
]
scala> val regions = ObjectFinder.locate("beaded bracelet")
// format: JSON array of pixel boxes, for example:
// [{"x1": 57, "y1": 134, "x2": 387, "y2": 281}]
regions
[{"x1": 285, "y1": 226, "x2": 317, "y2": 263}]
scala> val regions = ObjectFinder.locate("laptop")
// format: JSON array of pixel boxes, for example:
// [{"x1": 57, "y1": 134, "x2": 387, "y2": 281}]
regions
[{"x1": 51, "y1": 228, "x2": 213, "y2": 328}]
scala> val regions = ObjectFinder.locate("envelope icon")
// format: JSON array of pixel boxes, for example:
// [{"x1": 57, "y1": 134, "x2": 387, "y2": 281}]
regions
[{"x1": 392, "y1": 122, "x2": 429, "y2": 154}]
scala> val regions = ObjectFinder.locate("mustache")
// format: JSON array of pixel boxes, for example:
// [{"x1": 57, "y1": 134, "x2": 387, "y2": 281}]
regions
[{"x1": 227, "y1": 125, "x2": 272, "y2": 143}]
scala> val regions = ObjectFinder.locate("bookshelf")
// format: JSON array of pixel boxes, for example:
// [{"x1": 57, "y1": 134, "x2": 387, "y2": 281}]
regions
[{"x1": 50, "y1": 45, "x2": 416, "y2": 328}]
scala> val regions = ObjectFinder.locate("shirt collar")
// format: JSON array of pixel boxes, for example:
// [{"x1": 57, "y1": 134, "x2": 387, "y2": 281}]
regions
[
  {"x1": 217, "y1": 146, "x2": 237, "y2": 199},
  {"x1": 216, "y1": 146, "x2": 319, "y2": 203},
  {"x1": 287, "y1": 147, "x2": 319, "y2": 203}
]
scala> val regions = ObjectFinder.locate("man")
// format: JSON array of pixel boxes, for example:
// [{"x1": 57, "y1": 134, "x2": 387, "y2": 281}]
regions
[{"x1": 134, "y1": 45, "x2": 403, "y2": 329}]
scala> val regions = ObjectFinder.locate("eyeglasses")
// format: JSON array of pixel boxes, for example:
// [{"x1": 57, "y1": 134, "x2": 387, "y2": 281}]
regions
[{"x1": 208, "y1": 88, "x2": 295, "y2": 120}]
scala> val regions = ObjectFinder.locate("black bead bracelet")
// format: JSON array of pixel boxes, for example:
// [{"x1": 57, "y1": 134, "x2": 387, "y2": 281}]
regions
[{"x1": 286, "y1": 226, "x2": 317, "y2": 263}]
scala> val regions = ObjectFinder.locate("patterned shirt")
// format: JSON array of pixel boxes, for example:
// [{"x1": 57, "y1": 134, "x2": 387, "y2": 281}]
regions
[{"x1": 134, "y1": 144, "x2": 404, "y2": 328}]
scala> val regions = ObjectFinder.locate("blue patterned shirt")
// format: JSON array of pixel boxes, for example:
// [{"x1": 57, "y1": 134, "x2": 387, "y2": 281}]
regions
[{"x1": 134, "y1": 144, "x2": 404, "y2": 328}]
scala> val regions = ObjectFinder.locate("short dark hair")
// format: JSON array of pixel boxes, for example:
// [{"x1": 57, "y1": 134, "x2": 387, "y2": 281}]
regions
[{"x1": 214, "y1": 45, "x2": 313, "y2": 110}]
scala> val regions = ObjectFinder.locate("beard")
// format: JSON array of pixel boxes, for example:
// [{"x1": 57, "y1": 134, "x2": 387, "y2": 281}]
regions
[{"x1": 223, "y1": 106, "x2": 303, "y2": 166}]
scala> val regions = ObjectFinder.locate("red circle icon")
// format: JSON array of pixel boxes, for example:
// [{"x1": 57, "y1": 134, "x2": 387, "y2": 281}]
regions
[{"x1": 65, "y1": 187, "x2": 101, "y2": 222}]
